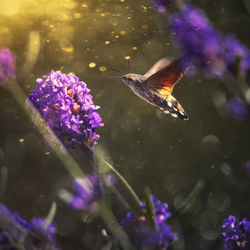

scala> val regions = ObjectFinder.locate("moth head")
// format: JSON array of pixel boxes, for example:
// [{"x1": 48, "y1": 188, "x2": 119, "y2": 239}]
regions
[{"x1": 122, "y1": 73, "x2": 137, "y2": 86}]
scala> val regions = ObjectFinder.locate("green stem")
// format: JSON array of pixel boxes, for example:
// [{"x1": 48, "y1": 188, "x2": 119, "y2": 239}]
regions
[
  {"x1": 6, "y1": 80, "x2": 133, "y2": 250},
  {"x1": 7, "y1": 80, "x2": 85, "y2": 180},
  {"x1": 169, "y1": 178, "x2": 205, "y2": 221},
  {"x1": 0, "y1": 166, "x2": 8, "y2": 201},
  {"x1": 102, "y1": 159, "x2": 141, "y2": 207},
  {"x1": 144, "y1": 187, "x2": 157, "y2": 231},
  {"x1": 99, "y1": 201, "x2": 135, "y2": 250},
  {"x1": 42, "y1": 202, "x2": 57, "y2": 230}
]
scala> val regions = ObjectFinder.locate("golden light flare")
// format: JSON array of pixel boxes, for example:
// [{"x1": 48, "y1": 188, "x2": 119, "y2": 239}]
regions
[
  {"x1": 0, "y1": 0, "x2": 156, "y2": 77},
  {"x1": 89, "y1": 62, "x2": 96, "y2": 68},
  {"x1": 59, "y1": 39, "x2": 74, "y2": 53},
  {"x1": 99, "y1": 66, "x2": 107, "y2": 72}
]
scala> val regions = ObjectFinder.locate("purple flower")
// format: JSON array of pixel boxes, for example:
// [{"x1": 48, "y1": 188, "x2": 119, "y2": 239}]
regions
[
  {"x1": 228, "y1": 97, "x2": 249, "y2": 120},
  {"x1": 0, "y1": 204, "x2": 58, "y2": 249},
  {"x1": 121, "y1": 195, "x2": 177, "y2": 249},
  {"x1": 222, "y1": 36, "x2": 250, "y2": 75},
  {"x1": 222, "y1": 215, "x2": 250, "y2": 250},
  {"x1": 60, "y1": 174, "x2": 102, "y2": 212},
  {"x1": 29, "y1": 70, "x2": 103, "y2": 149},
  {"x1": 0, "y1": 48, "x2": 16, "y2": 85},
  {"x1": 170, "y1": 7, "x2": 224, "y2": 76},
  {"x1": 170, "y1": 6, "x2": 250, "y2": 78}
]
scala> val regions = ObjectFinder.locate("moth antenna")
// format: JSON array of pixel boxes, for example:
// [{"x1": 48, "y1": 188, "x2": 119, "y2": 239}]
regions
[
  {"x1": 103, "y1": 76, "x2": 122, "y2": 79},
  {"x1": 127, "y1": 58, "x2": 131, "y2": 73},
  {"x1": 110, "y1": 67, "x2": 124, "y2": 74},
  {"x1": 98, "y1": 77, "x2": 122, "y2": 87}
]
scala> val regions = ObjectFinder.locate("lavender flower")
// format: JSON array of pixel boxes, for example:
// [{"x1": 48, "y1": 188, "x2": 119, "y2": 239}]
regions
[
  {"x1": 170, "y1": 6, "x2": 250, "y2": 77},
  {"x1": 222, "y1": 215, "x2": 250, "y2": 250},
  {"x1": 170, "y1": 6, "x2": 224, "y2": 76},
  {"x1": 121, "y1": 195, "x2": 177, "y2": 249},
  {"x1": 0, "y1": 204, "x2": 58, "y2": 249},
  {"x1": 222, "y1": 36, "x2": 250, "y2": 75},
  {"x1": 29, "y1": 70, "x2": 103, "y2": 149},
  {"x1": 0, "y1": 48, "x2": 16, "y2": 85},
  {"x1": 59, "y1": 174, "x2": 102, "y2": 212}
]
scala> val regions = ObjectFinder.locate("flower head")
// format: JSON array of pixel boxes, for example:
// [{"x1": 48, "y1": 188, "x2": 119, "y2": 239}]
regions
[
  {"x1": 222, "y1": 215, "x2": 250, "y2": 250},
  {"x1": 170, "y1": 6, "x2": 250, "y2": 78},
  {"x1": 170, "y1": 7, "x2": 223, "y2": 76},
  {"x1": 0, "y1": 204, "x2": 57, "y2": 249},
  {"x1": 29, "y1": 70, "x2": 103, "y2": 149},
  {"x1": 59, "y1": 174, "x2": 102, "y2": 212},
  {"x1": 0, "y1": 48, "x2": 16, "y2": 85},
  {"x1": 222, "y1": 36, "x2": 250, "y2": 75},
  {"x1": 121, "y1": 195, "x2": 177, "y2": 249}
]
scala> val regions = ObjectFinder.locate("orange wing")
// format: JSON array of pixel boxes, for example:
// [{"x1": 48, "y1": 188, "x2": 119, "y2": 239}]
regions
[{"x1": 146, "y1": 57, "x2": 189, "y2": 95}]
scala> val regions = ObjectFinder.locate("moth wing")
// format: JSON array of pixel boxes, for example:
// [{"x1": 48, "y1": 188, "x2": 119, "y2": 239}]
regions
[
  {"x1": 163, "y1": 94, "x2": 189, "y2": 120},
  {"x1": 145, "y1": 57, "x2": 189, "y2": 95},
  {"x1": 144, "y1": 57, "x2": 171, "y2": 78}
]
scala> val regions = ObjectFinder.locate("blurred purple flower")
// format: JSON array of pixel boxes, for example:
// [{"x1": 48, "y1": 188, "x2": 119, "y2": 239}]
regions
[
  {"x1": 222, "y1": 36, "x2": 250, "y2": 75},
  {"x1": 0, "y1": 204, "x2": 58, "y2": 249},
  {"x1": 29, "y1": 70, "x2": 103, "y2": 149},
  {"x1": 60, "y1": 174, "x2": 102, "y2": 212},
  {"x1": 228, "y1": 97, "x2": 249, "y2": 120},
  {"x1": 121, "y1": 195, "x2": 177, "y2": 249},
  {"x1": 222, "y1": 215, "x2": 250, "y2": 250},
  {"x1": 170, "y1": 7, "x2": 224, "y2": 76},
  {"x1": 246, "y1": 160, "x2": 250, "y2": 176},
  {"x1": 0, "y1": 48, "x2": 16, "y2": 85},
  {"x1": 170, "y1": 6, "x2": 250, "y2": 78},
  {"x1": 149, "y1": 0, "x2": 174, "y2": 12}
]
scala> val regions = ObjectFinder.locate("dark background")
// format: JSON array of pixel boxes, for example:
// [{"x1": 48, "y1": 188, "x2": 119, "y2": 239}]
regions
[{"x1": 0, "y1": 0, "x2": 250, "y2": 249}]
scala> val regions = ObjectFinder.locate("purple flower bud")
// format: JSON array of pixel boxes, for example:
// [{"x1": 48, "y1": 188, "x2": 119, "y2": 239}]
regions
[
  {"x1": 222, "y1": 215, "x2": 250, "y2": 250},
  {"x1": 0, "y1": 48, "x2": 16, "y2": 85},
  {"x1": 28, "y1": 70, "x2": 103, "y2": 149},
  {"x1": 0, "y1": 204, "x2": 58, "y2": 249},
  {"x1": 60, "y1": 174, "x2": 102, "y2": 212},
  {"x1": 121, "y1": 195, "x2": 177, "y2": 249},
  {"x1": 228, "y1": 97, "x2": 249, "y2": 120}
]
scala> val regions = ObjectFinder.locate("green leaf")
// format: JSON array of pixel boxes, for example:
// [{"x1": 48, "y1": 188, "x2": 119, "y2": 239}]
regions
[{"x1": 170, "y1": 178, "x2": 205, "y2": 220}]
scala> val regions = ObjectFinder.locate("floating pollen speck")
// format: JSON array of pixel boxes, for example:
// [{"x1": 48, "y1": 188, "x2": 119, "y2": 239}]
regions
[
  {"x1": 119, "y1": 30, "x2": 126, "y2": 35},
  {"x1": 105, "y1": 41, "x2": 110, "y2": 45},
  {"x1": 89, "y1": 62, "x2": 96, "y2": 68},
  {"x1": 99, "y1": 66, "x2": 107, "y2": 72},
  {"x1": 132, "y1": 46, "x2": 138, "y2": 50},
  {"x1": 73, "y1": 13, "x2": 81, "y2": 19},
  {"x1": 19, "y1": 138, "x2": 24, "y2": 143},
  {"x1": 124, "y1": 56, "x2": 130, "y2": 60}
]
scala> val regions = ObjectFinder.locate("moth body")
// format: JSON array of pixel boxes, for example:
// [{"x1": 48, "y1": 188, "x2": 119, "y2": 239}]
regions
[{"x1": 121, "y1": 63, "x2": 189, "y2": 120}]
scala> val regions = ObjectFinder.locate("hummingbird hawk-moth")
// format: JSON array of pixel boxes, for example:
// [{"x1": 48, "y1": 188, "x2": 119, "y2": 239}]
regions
[{"x1": 120, "y1": 57, "x2": 189, "y2": 120}]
